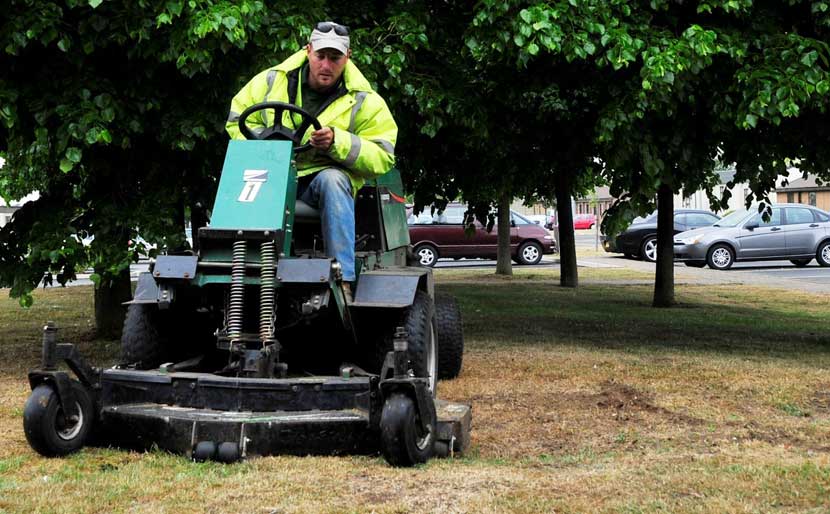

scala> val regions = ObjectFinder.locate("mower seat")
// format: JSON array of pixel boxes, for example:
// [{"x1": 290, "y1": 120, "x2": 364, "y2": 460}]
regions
[{"x1": 294, "y1": 200, "x2": 321, "y2": 224}]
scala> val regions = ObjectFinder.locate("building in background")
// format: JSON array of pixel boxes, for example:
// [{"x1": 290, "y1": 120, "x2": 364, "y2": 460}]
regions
[
  {"x1": 676, "y1": 167, "x2": 805, "y2": 214},
  {"x1": 775, "y1": 175, "x2": 830, "y2": 211},
  {"x1": 574, "y1": 186, "x2": 613, "y2": 219}
]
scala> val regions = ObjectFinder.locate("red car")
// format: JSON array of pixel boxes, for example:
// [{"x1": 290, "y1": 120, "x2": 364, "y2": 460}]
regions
[
  {"x1": 573, "y1": 213, "x2": 597, "y2": 230},
  {"x1": 545, "y1": 213, "x2": 598, "y2": 230},
  {"x1": 408, "y1": 204, "x2": 556, "y2": 266}
]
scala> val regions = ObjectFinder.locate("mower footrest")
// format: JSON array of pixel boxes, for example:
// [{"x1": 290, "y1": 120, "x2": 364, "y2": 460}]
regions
[{"x1": 99, "y1": 403, "x2": 373, "y2": 457}]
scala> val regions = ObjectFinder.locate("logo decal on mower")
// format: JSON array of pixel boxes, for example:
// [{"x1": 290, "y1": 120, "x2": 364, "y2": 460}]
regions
[{"x1": 238, "y1": 169, "x2": 268, "y2": 202}]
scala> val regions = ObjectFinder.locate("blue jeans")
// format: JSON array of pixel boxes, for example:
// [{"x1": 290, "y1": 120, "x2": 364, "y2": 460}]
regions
[{"x1": 297, "y1": 168, "x2": 355, "y2": 281}]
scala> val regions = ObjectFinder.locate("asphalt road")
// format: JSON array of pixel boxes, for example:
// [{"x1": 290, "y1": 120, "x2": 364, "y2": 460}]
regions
[{"x1": 725, "y1": 260, "x2": 830, "y2": 287}]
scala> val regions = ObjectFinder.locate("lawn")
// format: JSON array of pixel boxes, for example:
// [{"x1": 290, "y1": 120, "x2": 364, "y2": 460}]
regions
[{"x1": 1, "y1": 269, "x2": 829, "y2": 513}]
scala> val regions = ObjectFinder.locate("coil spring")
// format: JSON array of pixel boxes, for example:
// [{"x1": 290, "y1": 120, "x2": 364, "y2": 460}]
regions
[
  {"x1": 228, "y1": 240, "x2": 246, "y2": 342},
  {"x1": 259, "y1": 241, "x2": 277, "y2": 344}
]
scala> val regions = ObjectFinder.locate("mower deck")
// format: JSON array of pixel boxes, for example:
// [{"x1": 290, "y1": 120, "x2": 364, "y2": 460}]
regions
[{"x1": 96, "y1": 368, "x2": 471, "y2": 459}]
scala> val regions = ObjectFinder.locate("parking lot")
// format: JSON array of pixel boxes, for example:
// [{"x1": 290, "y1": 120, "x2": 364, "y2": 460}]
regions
[{"x1": 58, "y1": 227, "x2": 829, "y2": 294}]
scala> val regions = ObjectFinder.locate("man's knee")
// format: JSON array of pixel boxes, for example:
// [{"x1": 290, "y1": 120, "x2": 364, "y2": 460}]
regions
[{"x1": 315, "y1": 168, "x2": 352, "y2": 195}]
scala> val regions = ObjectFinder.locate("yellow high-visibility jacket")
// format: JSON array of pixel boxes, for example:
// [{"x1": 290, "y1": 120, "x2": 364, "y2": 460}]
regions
[{"x1": 226, "y1": 50, "x2": 398, "y2": 195}]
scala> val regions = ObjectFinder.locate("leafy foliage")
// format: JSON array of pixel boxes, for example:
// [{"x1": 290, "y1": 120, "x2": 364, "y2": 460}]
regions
[{"x1": 4, "y1": 0, "x2": 830, "y2": 308}]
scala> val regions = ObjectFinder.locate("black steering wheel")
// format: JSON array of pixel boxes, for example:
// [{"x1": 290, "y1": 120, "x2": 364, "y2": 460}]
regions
[{"x1": 237, "y1": 101, "x2": 322, "y2": 153}]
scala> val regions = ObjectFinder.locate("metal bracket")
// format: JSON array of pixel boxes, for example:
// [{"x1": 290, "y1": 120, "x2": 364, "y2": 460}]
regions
[
  {"x1": 153, "y1": 255, "x2": 198, "y2": 279},
  {"x1": 157, "y1": 283, "x2": 175, "y2": 308},
  {"x1": 379, "y1": 377, "x2": 436, "y2": 436}
]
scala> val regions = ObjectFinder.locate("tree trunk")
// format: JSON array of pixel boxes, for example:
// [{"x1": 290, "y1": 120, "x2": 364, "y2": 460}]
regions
[
  {"x1": 554, "y1": 172, "x2": 578, "y2": 288},
  {"x1": 94, "y1": 267, "x2": 132, "y2": 338},
  {"x1": 495, "y1": 194, "x2": 513, "y2": 276},
  {"x1": 652, "y1": 183, "x2": 675, "y2": 307}
]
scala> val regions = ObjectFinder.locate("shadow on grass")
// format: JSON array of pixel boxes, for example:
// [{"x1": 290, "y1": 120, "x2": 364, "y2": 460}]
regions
[
  {"x1": 2, "y1": 281, "x2": 828, "y2": 377},
  {"x1": 440, "y1": 282, "x2": 830, "y2": 361}
]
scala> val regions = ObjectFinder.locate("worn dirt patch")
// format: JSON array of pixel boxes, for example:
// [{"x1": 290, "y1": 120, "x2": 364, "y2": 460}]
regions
[{"x1": 591, "y1": 380, "x2": 705, "y2": 426}]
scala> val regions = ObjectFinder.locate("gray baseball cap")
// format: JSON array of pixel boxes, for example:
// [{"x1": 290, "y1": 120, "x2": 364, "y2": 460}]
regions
[{"x1": 309, "y1": 21, "x2": 350, "y2": 54}]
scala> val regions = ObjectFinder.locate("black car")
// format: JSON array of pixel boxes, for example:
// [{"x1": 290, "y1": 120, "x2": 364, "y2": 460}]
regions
[{"x1": 602, "y1": 209, "x2": 720, "y2": 262}]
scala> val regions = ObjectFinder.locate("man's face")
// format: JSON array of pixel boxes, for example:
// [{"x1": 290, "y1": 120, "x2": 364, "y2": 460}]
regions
[{"x1": 306, "y1": 46, "x2": 350, "y2": 92}]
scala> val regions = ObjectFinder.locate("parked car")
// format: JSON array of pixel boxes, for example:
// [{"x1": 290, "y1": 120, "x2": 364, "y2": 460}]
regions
[
  {"x1": 408, "y1": 203, "x2": 556, "y2": 266},
  {"x1": 544, "y1": 213, "x2": 557, "y2": 230},
  {"x1": 673, "y1": 204, "x2": 830, "y2": 269},
  {"x1": 601, "y1": 209, "x2": 720, "y2": 262},
  {"x1": 573, "y1": 213, "x2": 597, "y2": 230},
  {"x1": 524, "y1": 214, "x2": 548, "y2": 227}
]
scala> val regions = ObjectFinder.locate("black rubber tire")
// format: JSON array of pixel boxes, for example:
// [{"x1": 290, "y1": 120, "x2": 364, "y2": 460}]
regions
[
  {"x1": 707, "y1": 243, "x2": 735, "y2": 270},
  {"x1": 193, "y1": 441, "x2": 217, "y2": 462},
  {"x1": 23, "y1": 381, "x2": 94, "y2": 457},
  {"x1": 367, "y1": 291, "x2": 437, "y2": 395},
  {"x1": 434, "y1": 293, "x2": 463, "y2": 380},
  {"x1": 684, "y1": 261, "x2": 706, "y2": 268},
  {"x1": 816, "y1": 241, "x2": 830, "y2": 267},
  {"x1": 517, "y1": 241, "x2": 543, "y2": 265},
  {"x1": 121, "y1": 303, "x2": 172, "y2": 369},
  {"x1": 640, "y1": 236, "x2": 657, "y2": 263},
  {"x1": 413, "y1": 244, "x2": 439, "y2": 267},
  {"x1": 790, "y1": 259, "x2": 812, "y2": 267},
  {"x1": 380, "y1": 393, "x2": 436, "y2": 467}
]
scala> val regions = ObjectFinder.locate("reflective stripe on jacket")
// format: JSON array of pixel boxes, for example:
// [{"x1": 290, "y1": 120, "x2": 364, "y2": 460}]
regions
[{"x1": 226, "y1": 50, "x2": 398, "y2": 194}]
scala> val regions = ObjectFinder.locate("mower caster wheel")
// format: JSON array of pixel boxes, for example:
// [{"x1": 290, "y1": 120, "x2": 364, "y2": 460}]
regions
[
  {"x1": 380, "y1": 393, "x2": 436, "y2": 467},
  {"x1": 23, "y1": 381, "x2": 93, "y2": 457},
  {"x1": 193, "y1": 441, "x2": 216, "y2": 462},
  {"x1": 216, "y1": 442, "x2": 240, "y2": 464}
]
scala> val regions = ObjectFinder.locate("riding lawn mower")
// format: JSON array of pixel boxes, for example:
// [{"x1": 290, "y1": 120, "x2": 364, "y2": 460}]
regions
[{"x1": 22, "y1": 102, "x2": 470, "y2": 467}]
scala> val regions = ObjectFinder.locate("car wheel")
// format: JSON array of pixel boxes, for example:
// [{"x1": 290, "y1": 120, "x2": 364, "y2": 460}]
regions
[
  {"x1": 640, "y1": 236, "x2": 657, "y2": 263},
  {"x1": 589, "y1": 223, "x2": 595, "y2": 230},
  {"x1": 817, "y1": 241, "x2": 830, "y2": 267},
  {"x1": 517, "y1": 241, "x2": 543, "y2": 265},
  {"x1": 413, "y1": 244, "x2": 438, "y2": 267},
  {"x1": 707, "y1": 244, "x2": 735, "y2": 270},
  {"x1": 684, "y1": 261, "x2": 706, "y2": 268},
  {"x1": 790, "y1": 259, "x2": 812, "y2": 267}
]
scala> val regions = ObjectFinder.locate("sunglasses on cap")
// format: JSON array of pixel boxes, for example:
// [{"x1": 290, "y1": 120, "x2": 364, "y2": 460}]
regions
[{"x1": 315, "y1": 21, "x2": 349, "y2": 36}]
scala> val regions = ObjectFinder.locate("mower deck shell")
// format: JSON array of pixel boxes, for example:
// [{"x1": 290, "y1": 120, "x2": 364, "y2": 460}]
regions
[{"x1": 94, "y1": 368, "x2": 471, "y2": 458}]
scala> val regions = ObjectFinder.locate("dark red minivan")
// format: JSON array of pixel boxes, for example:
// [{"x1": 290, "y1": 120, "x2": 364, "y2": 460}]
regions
[{"x1": 408, "y1": 203, "x2": 557, "y2": 267}]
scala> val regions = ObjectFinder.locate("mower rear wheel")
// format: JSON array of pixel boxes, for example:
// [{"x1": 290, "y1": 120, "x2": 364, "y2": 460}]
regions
[
  {"x1": 402, "y1": 291, "x2": 438, "y2": 394},
  {"x1": 23, "y1": 381, "x2": 93, "y2": 457},
  {"x1": 367, "y1": 291, "x2": 437, "y2": 395},
  {"x1": 380, "y1": 393, "x2": 435, "y2": 467},
  {"x1": 121, "y1": 303, "x2": 172, "y2": 369},
  {"x1": 434, "y1": 293, "x2": 464, "y2": 380}
]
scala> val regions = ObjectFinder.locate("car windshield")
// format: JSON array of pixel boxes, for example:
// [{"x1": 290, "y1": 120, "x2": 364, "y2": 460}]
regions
[
  {"x1": 632, "y1": 213, "x2": 656, "y2": 225},
  {"x1": 512, "y1": 212, "x2": 534, "y2": 225},
  {"x1": 713, "y1": 209, "x2": 750, "y2": 227}
]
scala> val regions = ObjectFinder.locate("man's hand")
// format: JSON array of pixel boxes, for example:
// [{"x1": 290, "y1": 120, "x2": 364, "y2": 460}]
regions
[{"x1": 309, "y1": 127, "x2": 334, "y2": 151}]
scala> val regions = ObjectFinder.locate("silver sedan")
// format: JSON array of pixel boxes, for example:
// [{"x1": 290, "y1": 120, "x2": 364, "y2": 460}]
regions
[{"x1": 673, "y1": 204, "x2": 830, "y2": 270}]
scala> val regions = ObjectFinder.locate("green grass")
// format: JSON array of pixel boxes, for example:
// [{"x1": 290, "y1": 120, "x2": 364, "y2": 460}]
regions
[{"x1": 1, "y1": 275, "x2": 829, "y2": 513}]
